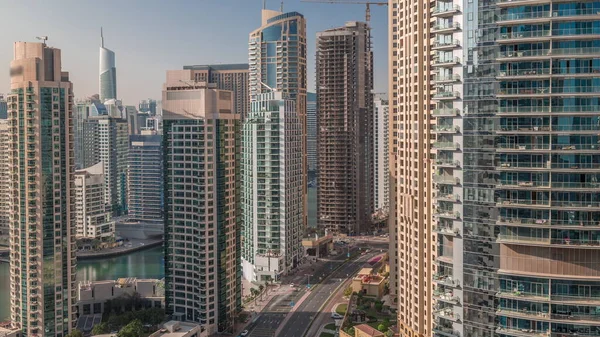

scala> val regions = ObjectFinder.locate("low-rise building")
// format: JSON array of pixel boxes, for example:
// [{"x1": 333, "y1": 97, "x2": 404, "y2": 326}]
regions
[
  {"x1": 77, "y1": 278, "x2": 164, "y2": 316},
  {"x1": 0, "y1": 325, "x2": 20, "y2": 337},
  {"x1": 354, "y1": 324, "x2": 384, "y2": 337},
  {"x1": 149, "y1": 321, "x2": 207, "y2": 337},
  {"x1": 351, "y1": 268, "x2": 386, "y2": 298},
  {"x1": 301, "y1": 234, "x2": 333, "y2": 259},
  {"x1": 74, "y1": 162, "x2": 115, "y2": 241}
]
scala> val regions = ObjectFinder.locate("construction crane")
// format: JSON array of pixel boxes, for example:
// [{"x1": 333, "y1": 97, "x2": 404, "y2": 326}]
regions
[{"x1": 300, "y1": 0, "x2": 387, "y2": 23}]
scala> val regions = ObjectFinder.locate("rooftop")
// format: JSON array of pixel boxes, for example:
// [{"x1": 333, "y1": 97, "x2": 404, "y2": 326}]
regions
[
  {"x1": 183, "y1": 64, "x2": 249, "y2": 71},
  {"x1": 354, "y1": 324, "x2": 385, "y2": 337},
  {"x1": 149, "y1": 321, "x2": 204, "y2": 337}
]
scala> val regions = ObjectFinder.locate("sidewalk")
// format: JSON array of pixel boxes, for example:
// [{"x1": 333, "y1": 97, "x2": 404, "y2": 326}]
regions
[{"x1": 304, "y1": 279, "x2": 352, "y2": 337}]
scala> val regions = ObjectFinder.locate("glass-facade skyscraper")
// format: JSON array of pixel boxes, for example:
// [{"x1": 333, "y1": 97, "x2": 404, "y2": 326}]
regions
[
  {"x1": 249, "y1": 7, "x2": 308, "y2": 229},
  {"x1": 99, "y1": 28, "x2": 117, "y2": 102},
  {"x1": 425, "y1": 0, "x2": 600, "y2": 336}
]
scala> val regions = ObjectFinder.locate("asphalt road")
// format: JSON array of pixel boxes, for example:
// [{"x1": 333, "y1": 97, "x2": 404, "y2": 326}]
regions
[{"x1": 277, "y1": 251, "x2": 380, "y2": 337}]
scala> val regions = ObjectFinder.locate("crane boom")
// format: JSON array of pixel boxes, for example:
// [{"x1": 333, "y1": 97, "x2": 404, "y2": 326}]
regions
[{"x1": 300, "y1": 0, "x2": 387, "y2": 23}]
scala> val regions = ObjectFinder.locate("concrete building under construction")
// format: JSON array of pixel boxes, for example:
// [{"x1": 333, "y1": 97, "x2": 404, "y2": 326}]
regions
[{"x1": 316, "y1": 21, "x2": 374, "y2": 235}]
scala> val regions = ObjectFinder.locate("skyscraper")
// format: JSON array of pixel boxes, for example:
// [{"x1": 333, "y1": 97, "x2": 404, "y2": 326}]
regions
[
  {"x1": 128, "y1": 134, "x2": 163, "y2": 221},
  {"x1": 74, "y1": 162, "x2": 115, "y2": 241},
  {"x1": 389, "y1": 0, "x2": 434, "y2": 336},
  {"x1": 8, "y1": 41, "x2": 77, "y2": 336},
  {"x1": 99, "y1": 28, "x2": 117, "y2": 102},
  {"x1": 73, "y1": 98, "x2": 105, "y2": 170},
  {"x1": 162, "y1": 71, "x2": 240, "y2": 334},
  {"x1": 316, "y1": 21, "x2": 374, "y2": 235},
  {"x1": 139, "y1": 99, "x2": 157, "y2": 116},
  {"x1": 373, "y1": 94, "x2": 389, "y2": 212},
  {"x1": 307, "y1": 92, "x2": 317, "y2": 173},
  {"x1": 241, "y1": 91, "x2": 303, "y2": 282},
  {"x1": 249, "y1": 7, "x2": 308, "y2": 229},
  {"x1": 426, "y1": 0, "x2": 600, "y2": 336},
  {"x1": 182, "y1": 64, "x2": 249, "y2": 117}
]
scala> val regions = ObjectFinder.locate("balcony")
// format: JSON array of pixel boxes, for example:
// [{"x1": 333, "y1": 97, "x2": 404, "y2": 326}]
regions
[
  {"x1": 497, "y1": 87, "x2": 550, "y2": 97},
  {"x1": 433, "y1": 274, "x2": 460, "y2": 288},
  {"x1": 498, "y1": 68, "x2": 551, "y2": 78},
  {"x1": 550, "y1": 294, "x2": 600, "y2": 305},
  {"x1": 552, "y1": 144, "x2": 600, "y2": 151},
  {"x1": 433, "y1": 57, "x2": 461, "y2": 67},
  {"x1": 550, "y1": 238, "x2": 600, "y2": 247},
  {"x1": 433, "y1": 325, "x2": 461, "y2": 337},
  {"x1": 434, "y1": 210, "x2": 461, "y2": 220},
  {"x1": 496, "y1": 327, "x2": 549, "y2": 337},
  {"x1": 433, "y1": 174, "x2": 460, "y2": 185},
  {"x1": 432, "y1": 22, "x2": 461, "y2": 34},
  {"x1": 433, "y1": 108, "x2": 460, "y2": 116},
  {"x1": 498, "y1": 106, "x2": 550, "y2": 115},
  {"x1": 436, "y1": 159, "x2": 461, "y2": 168},
  {"x1": 433, "y1": 91, "x2": 460, "y2": 100},
  {"x1": 434, "y1": 290, "x2": 461, "y2": 305},
  {"x1": 432, "y1": 4, "x2": 461, "y2": 17},
  {"x1": 434, "y1": 74, "x2": 461, "y2": 84},
  {"x1": 434, "y1": 225, "x2": 460, "y2": 237},
  {"x1": 498, "y1": 30, "x2": 551, "y2": 42},
  {"x1": 433, "y1": 142, "x2": 460, "y2": 150},
  {"x1": 497, "y1": 234, "x2": 551, "y2": 244},
  {"x1": 497, "y1": 49, "x2": 551, "y2": 60},
  {"x1": 497, "y1": 198, "x2": 550, "y2": 208},
  {"x1": 496, "y1": 308, "x2": 550, "y2": 320},
  {"x1": 496, "y1": 289, "x2": 549, "y2": 301},
  {"x1": 497, "y1": 11, "x2": 551, "y2": 23},
  {"x1": 433, "y1": 39, "x2": 461, "y2": 51},
  {"x1": 497, "y1": 217, "x2": 550, "y2": 227},
  {"x1": 551, "y1": 181, "x2": 600, "y2": 190},
  {"x1": 552, "y1": 200, "x2": 600, "y2": 210},
  {"x1": 497, "y1": 125, "x2": 550, "y2": 133},
  {"x1": 434, "y1": 308, "x2": 460, "y2": 322},
  {"x1": 496, "y1": 143, "x2": 550, "y2": 151},
  {"x1": 433, "y1": 125, "x2": 460, "y2": 133},
  {"x1": 497, "y1": 180, "x2": 549, "y2": 189},
  {"x1": 436, "y1": 193, "x2": 460, "y2": 202}
]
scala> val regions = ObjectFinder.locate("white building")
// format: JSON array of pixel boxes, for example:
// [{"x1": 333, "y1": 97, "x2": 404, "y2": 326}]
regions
[
  {"x1": 0, "y1": 120, "x2": 9, "y2": 238},
  {"x1": 373, "y1": 95, "x2": 389, "y2": 212},
  {"x1": 74, "y1": 162, "x2": 115, "y2": 240},
  {"x1": 241, "y1": 91, "x2": 304, "y2": 282},
  {"x1": 77, "y1": 278, "x2": 164, "y2": 316}
]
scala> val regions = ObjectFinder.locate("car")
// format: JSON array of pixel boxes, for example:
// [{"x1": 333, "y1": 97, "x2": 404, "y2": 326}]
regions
[
  {"x1": 240, "y1": 330, "x2": 249, "y2": 336},
  {"x1": 331, "y1": 313, "x2": 343, "y2": 319},
  {"x1": 290, "y1": 283, "x2": 295, "y2": 287}
]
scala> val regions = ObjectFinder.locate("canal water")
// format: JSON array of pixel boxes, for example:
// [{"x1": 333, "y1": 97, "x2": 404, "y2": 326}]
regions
[{"x1": 0, "y1": 245, "x2": 165, "y2": 321}]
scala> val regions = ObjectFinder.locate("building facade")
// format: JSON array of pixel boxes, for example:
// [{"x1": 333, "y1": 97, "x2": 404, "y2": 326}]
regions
[
  {"x1": 240, "y1": 91, "x2": 303, "y2": 282},
  {"x1": 316, "y1": 21, "x2": 374, "y2": 235},
  {"x1": 307, "y1": 92, "x2": 317, "y2": 173},
  {"x1": 249, "y1": 7, "x2": 308, "y2": 229},
  {"x1": 73, "y1": 99, "x2": 105, "y2": 170},
  {"x1": 7, "y1": 41, "x2": 77, "y2": 336},
  {"x1": 388, "y1": 0, "x2": 434, "y2": 336},
  {"x1": 425, "y1": 0, "x2": 600, "y2": 336},
  {"x1": 162, "y1": 71, "x2": 240, "y2": 334},
  {"x1": 0, "y1": 93, "x2": 7, "y2": 119},
  {"x1": 0, "y1": 120, "x2": 9, "y2": 237},
  {"x1": 374, "y1": 95, "x2": 389, "y2": 212},
  {"x1": 182, "y1": 64, "x2": 249, "y2": 117},
  {"x1": 74, "y1": 162, "x2": 115, "y2": 240},
  {"x1": 128, "y1": 134, "x2": 163, "y2": 221},
  {"x1": 99, "y1": 29, "x2": 117, "y2": 102}
]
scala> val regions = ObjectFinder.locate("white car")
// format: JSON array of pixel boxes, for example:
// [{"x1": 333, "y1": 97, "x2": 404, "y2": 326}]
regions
[
  {"x1": 240, "y1": 330, "x2": 249, "y2": 336},
  {"x1": 331, "y1": 313, "x2": 343, "y2": 320}
]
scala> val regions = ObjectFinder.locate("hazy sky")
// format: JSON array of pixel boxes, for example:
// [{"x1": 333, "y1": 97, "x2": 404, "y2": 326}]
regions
[{"x1": 0, "y1": 0, "x2": 388, "y2": 105}]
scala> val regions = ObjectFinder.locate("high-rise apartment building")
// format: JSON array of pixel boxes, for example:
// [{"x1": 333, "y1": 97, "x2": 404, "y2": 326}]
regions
[
  {"x1": 0, "y1": 120, "x2": 9, "y2": 237},
  {"x1": 182, "y1": 64, "x2": 249, "y2": 117},
  {"x1": 424, "y1": 0, "x2": 600, "y2": 336},
  {"x1": 374, "y1": 95, "x2": 389, "y2": 212},
  {"x1": 250, "y1": 7, "x2": 308, "y2": 229},
  {"x1": 307, "y1": 92, "x2": 317, "y2": 173},
  {"x1": 73, "y1": 99, "x2": 105, "y2": 169},
  {"x1": 139, "y1": 99, "x2": 157, "y2": 116},
  {"x1": 7, "y1": 41, "x2": 77, "y2": 336},
  {"x1": 316, "y1": 21, "x2": 374, "y2": 235},
  {"x1": 85, "y1": 115, "x2": 129, "y2": 215},
  {"x1": 162, "y1": 71, "x2": 240, "y2": 334},
  {"x1": 99, "y1": 28, "x2": 117, "y2": 102},
  {"x1": 388, "y1": 0, "x2": 434, "y2": 336},
  {"x1": 74, "y1": 162, "x2": 115, "y2": 240},
  {"x1": 0, "y1": 93, "x2": 7, "y2": 119},
  {"x1": 128, "y1": 134, "x2": 163, "y2": 221},
  {"x1": 241, "y1": 91, "x2": 303, "y2": 282}
]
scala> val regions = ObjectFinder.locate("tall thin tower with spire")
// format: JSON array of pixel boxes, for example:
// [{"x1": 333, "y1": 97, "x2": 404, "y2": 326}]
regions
[{"x1": 99, "y1": 27, "x2": 117, "y2": 102}]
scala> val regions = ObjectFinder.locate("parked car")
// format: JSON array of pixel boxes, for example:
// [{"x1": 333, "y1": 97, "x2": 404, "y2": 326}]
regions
[
  {"x1": 240, "y1": 330, "x2": 249, "y2": 336},
  {"x1": 331, "y1": 313, "x2": 343, "y2": 319}
]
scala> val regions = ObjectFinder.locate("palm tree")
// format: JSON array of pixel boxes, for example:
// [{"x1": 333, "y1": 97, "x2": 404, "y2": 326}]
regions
[{"x1": 259, "y1": 285, "x2": 265, "y2": 301}]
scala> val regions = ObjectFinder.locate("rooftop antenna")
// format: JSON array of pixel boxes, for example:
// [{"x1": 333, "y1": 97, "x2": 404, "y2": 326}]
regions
[
  {"x1": 280, "y1": 0, "x2": 284, "y2": 11},
  {"x1": 36, "y1": 36, "x2": 48, "y2": 46},
  {"x1": 100, "y1": 27, "x2": 104, "y2": 47},
  {"x1": 263, "y1": 0, "x2": 266, "y2": 9}
]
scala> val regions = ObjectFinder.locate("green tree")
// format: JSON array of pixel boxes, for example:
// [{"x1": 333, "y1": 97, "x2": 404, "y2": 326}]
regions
[
  {"x1": 375, "y1": 301, "x2": 384, "y2": 312},
  {"x1": 377, "y1": 324, "x2": 387, "y2": 332},
  {"x1": 118, "y1": 319, "x2": 143, "y2": 337},
  {"x1": 92, "y1": 322, "x2": 109, "y2": 335},
  {"x1": 343, "y1": 286, "x2": 353, "y2": 297},
  {"x1": 66, "y1": 330, "x2": 84, "y2": 337},
  {"x1": 385, "y1": 330, "x2": 394, "y2": 337}
]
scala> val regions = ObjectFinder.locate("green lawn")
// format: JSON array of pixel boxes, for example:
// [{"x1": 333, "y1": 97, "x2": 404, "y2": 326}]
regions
[
  {"x1": 324, "y1": 323, "x2": 337, "y2": 330},
  {"x1": 320, "y1": 332, "x2": 335, "y2": 337},
  {"x1": 336, "y1": 303, "x2": 348, "y2": 315}
]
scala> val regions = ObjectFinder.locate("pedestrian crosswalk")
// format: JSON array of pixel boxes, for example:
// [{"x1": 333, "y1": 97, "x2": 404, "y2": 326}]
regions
[{"x1": 248, "y1": 327, "x2": 275, "y2": 337}]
